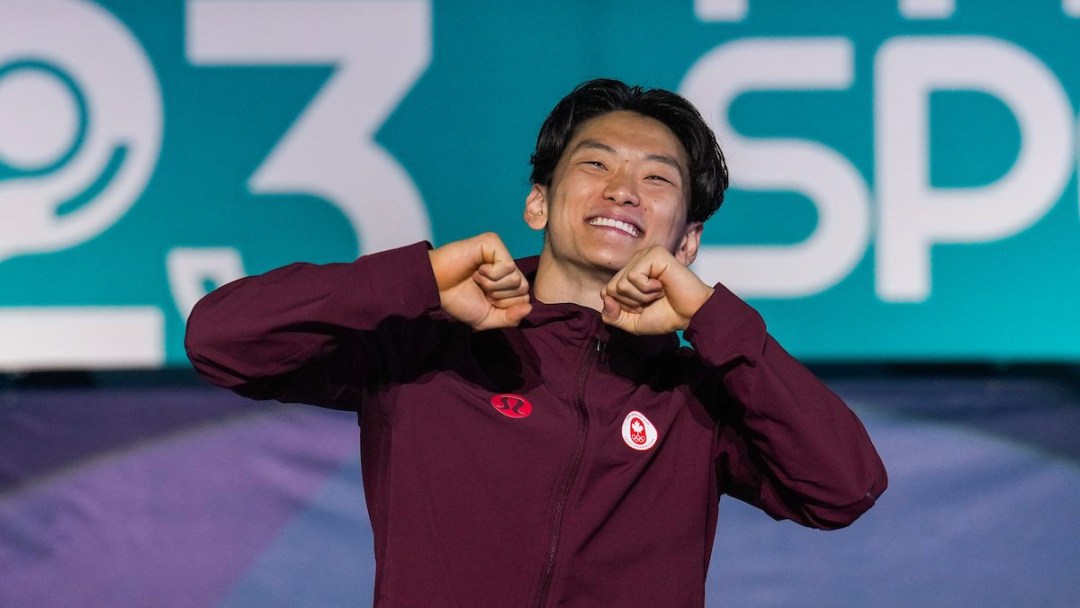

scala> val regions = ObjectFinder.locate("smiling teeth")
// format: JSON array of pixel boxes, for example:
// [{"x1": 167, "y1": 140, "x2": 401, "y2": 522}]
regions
[{"x1": 589, "y1": 217, "x2": 640, "y2": 237}]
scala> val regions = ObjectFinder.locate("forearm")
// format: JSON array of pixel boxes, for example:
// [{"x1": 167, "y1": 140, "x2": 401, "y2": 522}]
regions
[
  {"x1": 686, "y1": 285, "x2": 887, "y2": 528},
  {"x1": 184, "y1": 242, "x2": 441, "y2": 403}
]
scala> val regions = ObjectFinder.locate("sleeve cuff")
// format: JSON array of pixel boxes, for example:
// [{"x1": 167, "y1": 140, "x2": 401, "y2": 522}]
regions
[
  {"x1": 682, "y1": 283, "x2": 767, "y2": 368},
  {"x1": 335, "y1": 241, "x2": 442, "y2": 321}
]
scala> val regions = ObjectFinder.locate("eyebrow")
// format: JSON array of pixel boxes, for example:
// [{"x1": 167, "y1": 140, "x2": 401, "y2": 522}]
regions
[{"x1": 573, "y1": 139, "x2": 685, "y2": 174}]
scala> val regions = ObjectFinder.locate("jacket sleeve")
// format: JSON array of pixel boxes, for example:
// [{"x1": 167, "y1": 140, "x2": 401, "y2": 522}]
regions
[
  {"x1": 184, "y1": 242, "x2": 442, "y2": 410},
  {"x1": 683, "y1": 284, "x2": 888, "y2": 530}
]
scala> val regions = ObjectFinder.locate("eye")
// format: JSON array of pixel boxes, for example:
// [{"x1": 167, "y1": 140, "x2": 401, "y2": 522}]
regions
[
  {"x1": 645, "y1": 174, "x2": 674, "y2": 185},
  {"x1": 583, "y1": 160, "x2": 606, "y2": 169}
]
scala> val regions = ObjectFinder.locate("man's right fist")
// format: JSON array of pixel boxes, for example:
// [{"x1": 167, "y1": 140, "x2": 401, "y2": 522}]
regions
[{"x1": 428, "y1": 233, "x2": 532, "y2": 330}]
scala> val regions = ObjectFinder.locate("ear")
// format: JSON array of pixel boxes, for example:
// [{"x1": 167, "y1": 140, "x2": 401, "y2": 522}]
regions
[
  {"x1": 524, "y1": 184, "x2": 549, "y2": 231},
  {"x1": 674, "y1": 222, "x2": 703, "y2": 266}
]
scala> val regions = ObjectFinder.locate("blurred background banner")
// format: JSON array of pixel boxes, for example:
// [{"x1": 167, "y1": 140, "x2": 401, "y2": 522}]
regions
[
  {"x1": 0, "y1": 0, "x2": 1078, "y2": 370},
  {"x1": 3, "y1": 4, "x2": 1080, "y2": 608}
]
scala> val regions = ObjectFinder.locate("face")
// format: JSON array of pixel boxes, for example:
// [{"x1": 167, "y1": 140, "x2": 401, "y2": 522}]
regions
[{"x1": 525, "y1": 110, "x2": 702, "y2": 276}]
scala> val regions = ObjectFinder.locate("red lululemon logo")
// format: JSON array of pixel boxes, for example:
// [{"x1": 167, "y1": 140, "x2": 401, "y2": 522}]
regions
[
  {"x1": 621, "y1": 411, "x2": 657, "y2": 451},
  {"x1": 490, "y1": 394, "x2": 532, "y2": 418}
]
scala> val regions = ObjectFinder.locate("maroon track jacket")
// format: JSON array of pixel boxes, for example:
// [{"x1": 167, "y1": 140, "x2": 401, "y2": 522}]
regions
[{"x1": 185, "y1": 242, "x2": 887, "y2": 607}]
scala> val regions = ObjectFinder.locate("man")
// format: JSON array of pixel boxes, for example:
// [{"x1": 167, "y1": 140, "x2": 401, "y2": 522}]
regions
[{"x1": 186, "y1": 79, "x2": 886, "y2": 606}]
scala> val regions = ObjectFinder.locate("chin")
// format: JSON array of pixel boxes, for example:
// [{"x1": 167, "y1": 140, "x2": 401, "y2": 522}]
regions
[{"x1": 588, "y1": 252, "x2": 633, "y2": 273}]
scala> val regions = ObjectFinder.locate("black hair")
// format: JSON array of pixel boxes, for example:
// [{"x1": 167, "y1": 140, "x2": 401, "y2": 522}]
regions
[{"x1": 529, "y1": 78, "x2": 728, "y2": 224}]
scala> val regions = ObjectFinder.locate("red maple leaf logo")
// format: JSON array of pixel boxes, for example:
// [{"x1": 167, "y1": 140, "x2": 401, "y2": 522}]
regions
[{"x1": 630, "y1": 417, "x2": 646, "y2": 444}]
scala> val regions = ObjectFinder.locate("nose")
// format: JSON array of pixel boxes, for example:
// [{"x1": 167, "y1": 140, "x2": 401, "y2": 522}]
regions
[{"x1": 603, "y1": 168, "x2": 639, "y2": 206}]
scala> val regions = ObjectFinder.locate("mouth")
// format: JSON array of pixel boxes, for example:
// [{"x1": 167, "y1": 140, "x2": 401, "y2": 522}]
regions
[{"x1": 588, "y1": 216, "x2": 642, "y2": 238}]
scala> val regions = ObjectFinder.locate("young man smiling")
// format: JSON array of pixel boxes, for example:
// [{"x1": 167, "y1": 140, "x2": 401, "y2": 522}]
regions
[
  {"x1": 526, "y1": 108, "x2": 710, "y2": 335},
  {"x1": 187, "y1": 79, "x2": 886, "y2": 606}
]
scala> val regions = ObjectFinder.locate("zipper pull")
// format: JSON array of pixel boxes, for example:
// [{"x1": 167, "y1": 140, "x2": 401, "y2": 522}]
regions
[{"x1": 595, "y1": 338, "x2": 609, "y2": 365}]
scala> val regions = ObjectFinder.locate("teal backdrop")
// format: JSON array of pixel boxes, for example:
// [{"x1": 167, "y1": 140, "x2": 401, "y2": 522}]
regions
[{"x1": 1, "y1": 0, "x2": 1078, "y2": 369}]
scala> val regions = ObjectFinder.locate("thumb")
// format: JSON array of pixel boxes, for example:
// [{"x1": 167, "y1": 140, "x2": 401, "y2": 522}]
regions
[
  {"x1": 601, "y1": 293, "x2": 625, "y2": 327},
  {"x1": 479, "y1": 301, "x2": 533, "y2": 330},
  {"x1": 503, "y1": 301, "x2": 533, "y2": 326}
]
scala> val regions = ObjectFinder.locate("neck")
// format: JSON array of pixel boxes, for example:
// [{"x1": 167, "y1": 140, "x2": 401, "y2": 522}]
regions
[{"x1": 531, "y1": 250, "x2": 614, "y2": 312}]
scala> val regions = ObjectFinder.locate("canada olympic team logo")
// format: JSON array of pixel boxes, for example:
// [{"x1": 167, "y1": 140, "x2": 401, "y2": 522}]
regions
[{"x1": 621, "y1": 411, "x2": 658, "y2": 451}]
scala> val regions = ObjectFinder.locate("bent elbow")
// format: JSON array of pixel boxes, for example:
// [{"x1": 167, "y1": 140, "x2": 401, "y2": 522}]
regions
[
  {"x1": 802, "y1": 466, "x2": 889, "y2": 530},
  {"x1": 184, "y1": 297, "x2": 250, "y2": 390}
]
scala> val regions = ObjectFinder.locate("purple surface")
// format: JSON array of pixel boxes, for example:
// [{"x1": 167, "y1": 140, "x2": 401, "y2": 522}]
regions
[
  {"x1": 1, "y1": 369, "x2": 1078, "y2": 606},
  {"x1": 0, "y1": 389, "x2": 358, "y2": 607}
]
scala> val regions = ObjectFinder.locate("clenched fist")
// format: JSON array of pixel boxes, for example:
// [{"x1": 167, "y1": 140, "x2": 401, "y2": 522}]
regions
[
  {"x1": 428, "y1": 233, "x2": 532, "y2": 330},
  {"x1": 600, "y1": 245, "x2": 714, "y2": 335}
]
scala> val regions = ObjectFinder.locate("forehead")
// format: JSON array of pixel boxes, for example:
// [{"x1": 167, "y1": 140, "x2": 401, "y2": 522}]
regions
[{"x1": 563, "y1": 110, "x2": 688, "y2": 168}]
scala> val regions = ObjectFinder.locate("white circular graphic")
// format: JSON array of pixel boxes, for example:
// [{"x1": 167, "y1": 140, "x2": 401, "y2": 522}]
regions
[
  {"x1": 621, "y1": 411, "x2": 658, "y2": 451},
  {"x1": 0, "y1": 0, "x2": 163, "y2": 262},
  {"x1": 0, "y1": 69, "x2": 79, "y2": 170}
]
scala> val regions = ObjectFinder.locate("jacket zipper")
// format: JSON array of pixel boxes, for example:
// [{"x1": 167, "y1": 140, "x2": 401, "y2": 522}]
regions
[{"x1": 533, "y1": 336, "x2": 602, "y2": 607}]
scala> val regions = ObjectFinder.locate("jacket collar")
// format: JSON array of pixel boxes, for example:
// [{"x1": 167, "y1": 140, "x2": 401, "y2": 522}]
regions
[{"x1": 515, "y1": 256, "x2": 680, "y2": 357}]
